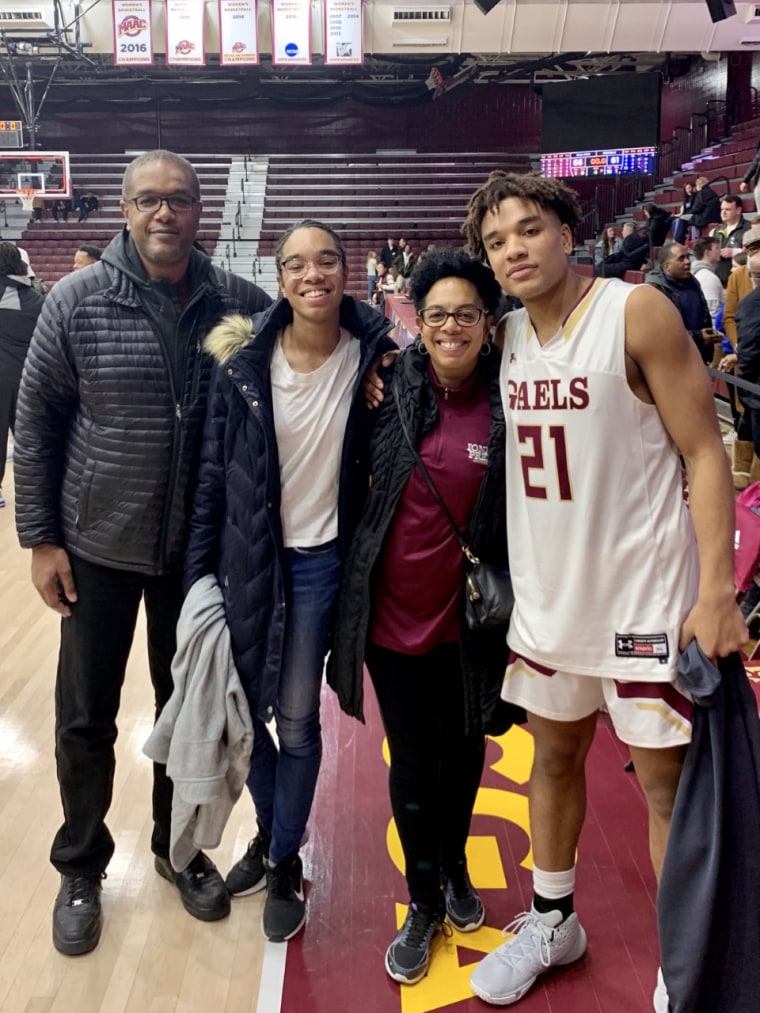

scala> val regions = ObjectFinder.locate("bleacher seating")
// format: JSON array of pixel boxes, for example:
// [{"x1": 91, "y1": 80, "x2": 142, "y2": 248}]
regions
[
  {"x1": 258, "y1": 152, "x2": 531, "y2": 300},
  {"x1": 18, "y1": 153, "x2": 233, "y2": 288}
]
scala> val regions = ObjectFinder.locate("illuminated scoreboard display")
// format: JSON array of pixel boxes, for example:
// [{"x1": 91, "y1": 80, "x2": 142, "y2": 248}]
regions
[{"x1": 540, "y1": 147, "x2": 657, "y2": 178}]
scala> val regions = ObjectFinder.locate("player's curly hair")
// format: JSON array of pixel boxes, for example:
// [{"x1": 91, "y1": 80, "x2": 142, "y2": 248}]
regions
[{"x1": 461, "y1": 172, "x2": 583, "y2": 261}]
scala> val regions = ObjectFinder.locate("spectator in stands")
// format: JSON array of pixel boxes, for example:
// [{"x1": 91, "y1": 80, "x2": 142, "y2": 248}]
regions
[
  {"x1": 690, "y1": 176, "x2": 721, "y2": 233},
  {"x1": 719, "y1": 232, "x2": 760, "y2": 487},
  {"x1": 13, "y1": 149, "x2": 272, "y2": 958},
  {"x1": 185, "y1": 219, "x2": 395, "y2": 944},
  {"x1": 734, "y1": 230, "x2": 760, "y2": 485},
  {"x1": 366, "y1": 249, "x2": 378, "y2": 302},
  {"x1": 593, "y1": 226, "x2": 621, "y2": 269},
  {"x1": 72, "y1": 245, "x2": 101, "y2": 271},
  {"x1": 598, "y1": 221, "x2": 649, "y2": 278},
  {"x1": 329, "y1": 247, "x2": 520, "y2": 987},
  {"x1": 739, "y1": 137, "x2": 760, "y2": 213},
  {"x1": 51, "y1": 199, "x2": 71, "y2": 223},
  {"x1": 711, "y1": 194, "x2": 752, "y2": 286},
  {"x1": 671, "y1": 182, "x2": 697, "y2": 244},
  {"x1": 17, "y1": 247, "x2": 48, "y2": 297},
  {"x1": 395, "y1": 243, "x2": 416, "y2": 292},
  {"x1": 0, "y1": 242, "x2": 44, "y2": 510},
  {"x1": 645, "y1": 243, "x2": 718, "y2": 362},
  {"x1": 643, "y1": 202, "x2": 673, "y2": 249},
  {"x1": 77, "y1": 191, "x2": 100, "y2": 223},
  {"x1": 691, "y1": 236, "x2": 725, "y2": 327},
  {"x1": 380, "y1": 237, "x2": 400, "y2": 270},
  {"x1": 31, "y1": 194, "x2": 45, "y2": 223}
]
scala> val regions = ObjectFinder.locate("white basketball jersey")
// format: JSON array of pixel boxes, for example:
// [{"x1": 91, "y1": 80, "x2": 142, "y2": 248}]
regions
[{"x1": 501, "y1": 277, "x2": 699, "y2": 681}]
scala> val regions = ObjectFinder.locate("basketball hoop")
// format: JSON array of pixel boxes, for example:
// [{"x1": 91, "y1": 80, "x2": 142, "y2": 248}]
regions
[{"x1": 16, "y1": 188, "x2": 37, "y2": 212}]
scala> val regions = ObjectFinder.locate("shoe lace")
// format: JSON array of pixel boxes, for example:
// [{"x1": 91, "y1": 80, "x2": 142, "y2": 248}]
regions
[
  {"x1": 401, "y1": 904, "x2": 447, "y2": 948},
  {"x1": 185, "y1": 853, "x2": 212, "y2": 880},
  {"x1": 446, "y1": 867, "x2": 473, "y2": 900},
  {"x1": 498, "y1": 911, "x2": 554, "y2": 970},
  {"x1": 66, "y1": 873, "x2": 104, "y2": 906}
]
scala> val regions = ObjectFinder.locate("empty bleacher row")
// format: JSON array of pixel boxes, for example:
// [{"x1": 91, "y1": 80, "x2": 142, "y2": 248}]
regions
[
  {"x1": 15, "y1": 154, "x2": 234, "y2": 288},
  {"x1": 257, "y1": 152, "x2": 531, "y2": 298}
]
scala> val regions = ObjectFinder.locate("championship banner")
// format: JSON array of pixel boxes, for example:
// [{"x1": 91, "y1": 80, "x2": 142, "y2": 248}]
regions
[
  {"x1": 271, "y1": 0, "x2": 311, "y2": 66},
  {"x1": 323, "y1": 0, "x2": 362, "y2": 66},
  {"x1": 219, "y1": 0, "x2": 259, "y2": 65},
  {"x1": 166, "y1": 0, "x2": 205, "y2": 66},
  {"x1": 112, "y1": 0, "x2": 153, "y2": 66}
]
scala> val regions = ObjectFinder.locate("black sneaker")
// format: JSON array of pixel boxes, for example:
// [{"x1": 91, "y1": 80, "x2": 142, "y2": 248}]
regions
[
  {"x1": 52, "y1": 873, "x2": 104, "y2": 956},
  {"x1": 443, "y1": 862, "x2": 485, "y2": 932},
  {"x1": 226, "y1": 829, "x2": 270, "y2": 896},
  {"x1": 385, "y1": 901, "x2": 447, "y2": 984},
  {"x1": 154, "y1": 851, "x2": 230, "y2": 922},
  {"x1": 262, "y1": 853, "x2": 306, "y2": 942}
]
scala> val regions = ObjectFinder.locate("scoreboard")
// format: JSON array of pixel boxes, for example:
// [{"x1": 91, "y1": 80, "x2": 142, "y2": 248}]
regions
[
  {"x1": 0, "y1": 121, "x2": 23, "y2": 149},
  {"x1": 540, "y1": 147, "x2": 657, "y2": 178}
]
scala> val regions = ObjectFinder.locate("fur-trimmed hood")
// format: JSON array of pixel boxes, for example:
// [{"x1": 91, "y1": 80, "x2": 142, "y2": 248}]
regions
[
  {"x1": 203, "y1": 295, "x2": 395, "y2": 368},
  {"x1": 204, "y1": 313, "x2": 253, "y2": 364}
]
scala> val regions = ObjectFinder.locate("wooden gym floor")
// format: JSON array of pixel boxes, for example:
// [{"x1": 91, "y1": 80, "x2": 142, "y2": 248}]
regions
[{"x1": 2, "y1": 463, "x2": 758, "y2": 1013}]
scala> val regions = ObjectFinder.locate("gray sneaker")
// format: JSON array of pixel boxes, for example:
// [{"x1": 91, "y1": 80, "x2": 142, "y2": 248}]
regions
[
  {"x1": 444, "y1": 863, "x2": 485, "y2": 932},
  {"x1": 385, "y1": 902, "x2": 447, "y2": 985},
  {"x1": 470, "y1": 907, "x2": 587, "y2": 1005}
]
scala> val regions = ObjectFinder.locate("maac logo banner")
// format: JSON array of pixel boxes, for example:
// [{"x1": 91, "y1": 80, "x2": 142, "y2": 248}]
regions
[
  {"x1": 166, "y1": 0, "x2": 205, "y2": 66},
  {"x1": 323, "y1": 0, "x2": 362, "y2": 66},
  {"x1": 219, "y1": 0, "x2": 259, "y2": 65},
  {"x1": 112, "y1": 0, "x2": 153, "y2": 66},
  {"x1": 271, "y1": 0, "x2": 311, "y2": 66}
]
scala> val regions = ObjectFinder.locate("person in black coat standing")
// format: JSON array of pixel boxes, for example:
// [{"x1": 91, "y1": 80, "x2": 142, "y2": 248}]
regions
[
  {"x1": 329, "y1": 248, "x2": 521, "y2": 987},
  {"x1": 0, "y1": 241, "x2": 44, "y2": 508},
  {"x1": 13, "y1": 150, "x2": 272, "y2": 958}
]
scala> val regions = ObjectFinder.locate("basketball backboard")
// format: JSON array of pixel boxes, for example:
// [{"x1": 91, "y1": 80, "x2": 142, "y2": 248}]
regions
[{"x1": 0, "y1": 151, "x2": 71, "y2": 198}]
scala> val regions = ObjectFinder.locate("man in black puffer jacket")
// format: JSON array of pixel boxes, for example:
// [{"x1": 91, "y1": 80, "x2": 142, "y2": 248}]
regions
[{"x1": 13, "y1": 150, "x2": 271, "y2": 957}]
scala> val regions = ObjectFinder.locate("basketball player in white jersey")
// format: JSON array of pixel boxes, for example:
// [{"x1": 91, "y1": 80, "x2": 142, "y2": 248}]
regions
[{"x1": 458, "y1": 173, "x2": 748, "y2": 1009}]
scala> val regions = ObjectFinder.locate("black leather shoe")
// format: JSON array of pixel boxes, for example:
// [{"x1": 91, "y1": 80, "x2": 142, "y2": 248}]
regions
[
  {"x1": 155, "y1": 851, "x2": 231, "y2": 922},
  {"x1": 52, "y1": 874, "x2": 103, "y2": 956}
]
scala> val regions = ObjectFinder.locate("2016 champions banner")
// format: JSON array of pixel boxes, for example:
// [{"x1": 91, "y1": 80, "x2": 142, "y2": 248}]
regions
[
  {"x1": 271, "y1": 0, "x2": 312, "y2": 66},
  {"x1": 166, "y1": 0, "x2": 205, "y2": 66},
  {"x1": 112, "y1": 0, "x2": 153, "y2": 66},
  {"x1": 219, "y1": 0, "x2": 259, "y2": 65}
]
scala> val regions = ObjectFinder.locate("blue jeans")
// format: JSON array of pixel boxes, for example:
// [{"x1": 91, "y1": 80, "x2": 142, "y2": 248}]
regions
[{"x1": 246, "y1": 540, "x2": 340, "y2": 863}]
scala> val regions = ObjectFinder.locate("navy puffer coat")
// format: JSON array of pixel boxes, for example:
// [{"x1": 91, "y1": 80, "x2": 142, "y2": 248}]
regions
[
  {"x1": 327, "y1": 341, "x2": 520, "y2": 737},
  {"x1": 184, "y1": 296, "x2": 395, "y2": 719}
]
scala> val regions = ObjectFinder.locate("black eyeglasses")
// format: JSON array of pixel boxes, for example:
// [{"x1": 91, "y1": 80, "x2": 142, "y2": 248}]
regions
[
  {"x1": 124, "y1": 194, "x2": 199, "y2": 214},
  {"x1": 419, "y1": 305, "x2": 486, "y2": 327}
]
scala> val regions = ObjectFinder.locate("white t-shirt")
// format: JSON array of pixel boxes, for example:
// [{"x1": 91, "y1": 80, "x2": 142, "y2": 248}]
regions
[{"x1": 271, "y1": 327, "x2": 361, "y2": 547}]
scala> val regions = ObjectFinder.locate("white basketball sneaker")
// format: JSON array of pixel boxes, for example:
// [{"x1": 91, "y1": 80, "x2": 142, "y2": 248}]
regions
[{"x1": 470, "y1": 907, "x2": 587, "y2": 1006}]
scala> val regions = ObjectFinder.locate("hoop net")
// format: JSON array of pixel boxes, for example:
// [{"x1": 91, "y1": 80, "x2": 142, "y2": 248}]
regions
[{"x1": 16, "y1": 188, "x2": 37, "y2": 212}]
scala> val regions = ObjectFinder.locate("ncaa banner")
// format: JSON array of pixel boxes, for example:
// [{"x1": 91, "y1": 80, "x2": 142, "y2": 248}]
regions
[
  {"x1": 323, "y1": 0, "x2": 362, "y2": 66},
  {"x1": 219, "y1": 0, "x2": 259, "y2": 66},
  {"x1": 112, "y1": 0, "x2": 153, "y2": 66},
  {"x1": 166, "y1": 0, "x2": 205, "y2": 66},
  {"x1": 271, "y1": 0, "x2": 311, "y2": 66}
]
